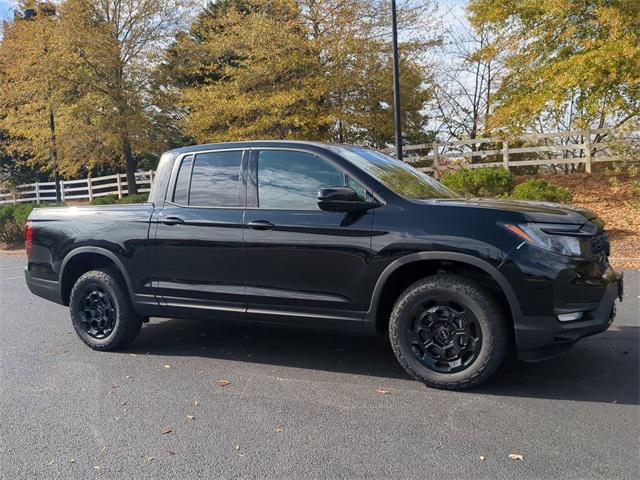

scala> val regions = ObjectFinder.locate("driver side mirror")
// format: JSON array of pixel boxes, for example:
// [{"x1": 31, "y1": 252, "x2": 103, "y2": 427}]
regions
[{"x1": 317, "y1": 187, "x2": 379, "y2": 213}]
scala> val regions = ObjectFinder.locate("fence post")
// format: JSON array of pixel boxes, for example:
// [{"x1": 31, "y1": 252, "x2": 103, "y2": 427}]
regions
[
  {"x1": 59, "y1": 180, "x2": 65, "y2": 202},
  {"x1": 87, "y1": 175, "x2": 93, "y2": 202},
  {"x1": 35, "y1": 182, "x2": 40, "y2": 204},
  {"x1": 432, "y1": 141, "x2": 440, "y2": 179},
  {"x1": 583, "y1": 128, "x2": 592, "y2": 174},
  {"x1": 116, "y1": 174, "x2": 123, "y2": 199},
  {"x1": 149, "y1": 170, "x2": 154, "y2": 185},
  {"x1": 502, "y1": 140, "x2": 510, "y2": 170}
]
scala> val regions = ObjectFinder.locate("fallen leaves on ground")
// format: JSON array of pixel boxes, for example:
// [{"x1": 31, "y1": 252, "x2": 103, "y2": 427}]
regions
[
  {"x1": 375, "y1": 389, "x2": 391, "y2": 395},
  {"x1": 479, "y1": 455, "x2": 486, "y2": 461},
  {"x1": 217, "y1": 380, "x2": 231, "y2": 387},
  {"x1": 276, "y1": 427, "x2": 284, "y2": 433},
  {"x1": 163, "y1": 364, "x2": 172, "y2": 369},
  {"x1": 162, "y1": 428, "x2": 173, "y2": 435},
  {"x1": 186, "y1": 415, "x2": 195, "y2": 420},
  {"x1": 508, "y1": 453, "x2": 524, "y2": 461}
]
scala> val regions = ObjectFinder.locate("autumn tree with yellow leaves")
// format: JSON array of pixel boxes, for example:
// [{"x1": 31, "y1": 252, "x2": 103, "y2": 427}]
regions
[
  {"x1": 468, "y1": 0, "x2": 640, "y2": 134},
  {"x1": 157, "y1": 0, "x2": 439, "y2": 147}
]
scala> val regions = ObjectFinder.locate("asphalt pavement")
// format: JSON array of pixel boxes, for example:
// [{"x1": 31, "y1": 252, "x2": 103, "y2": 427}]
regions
[{"x1": 1, "y1": 253, "x2": 638, "y2": 479}]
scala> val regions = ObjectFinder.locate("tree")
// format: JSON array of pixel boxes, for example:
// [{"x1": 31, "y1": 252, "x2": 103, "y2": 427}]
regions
[
  {"x1": 170, "y1": 0, "x2": 327, "y2": 142},
  {"x1": 0, "y1": 2, "x2": 70, "y2": 193},
  {"x1": 468, "y1": 0, "x2": 640, "y2": 134},
  {"x1": 158, "y1": 0, "x2": 439, "y2": 147},
  {"x1": 60, "y1": 0, "x2": 194, "y2": 194},
  {"x1": 297, "y1": 0, "x2": 438, "y2": 147},
  {"x1": 431, "y1": 15, "x2": 505, "y2": 146}
]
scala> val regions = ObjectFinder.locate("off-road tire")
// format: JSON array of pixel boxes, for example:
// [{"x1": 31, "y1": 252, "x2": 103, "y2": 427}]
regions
[
  {"x1": 69, "y1": 268, "x2": 142, "y2": 350},
  {"x1": 389, "y1": 274, "x2": 508, "y2": 390}
]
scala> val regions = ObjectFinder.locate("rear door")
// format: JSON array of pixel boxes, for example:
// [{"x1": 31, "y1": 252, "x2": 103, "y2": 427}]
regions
[
  {"x1": 243, "y1": 148, "x2": 375, "y2": 327},
  {"x1": 152, "y1": 148, "x2": 247, "y2": 319}
]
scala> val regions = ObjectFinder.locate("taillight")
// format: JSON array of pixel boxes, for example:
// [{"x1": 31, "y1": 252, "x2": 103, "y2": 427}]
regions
[{"x1": 25, "y1": 221, "x2": 33, "y2": 257}]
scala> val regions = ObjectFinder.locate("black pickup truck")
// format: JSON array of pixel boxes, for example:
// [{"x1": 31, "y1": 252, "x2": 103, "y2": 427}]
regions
[{"x1": 25, "y1": 141, "x2": 623, "y2": 389}]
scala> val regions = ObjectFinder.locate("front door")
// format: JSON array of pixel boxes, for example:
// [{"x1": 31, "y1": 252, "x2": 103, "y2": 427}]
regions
[
  {"x1": 152, "y1": 149, "x2": 247, "y2": 320},
  {"x1": 244, "y1": 148, "x2": 375, "y2": 328}
]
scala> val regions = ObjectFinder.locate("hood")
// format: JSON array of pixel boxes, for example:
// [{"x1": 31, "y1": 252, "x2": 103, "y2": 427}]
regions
[{"x1": 425, "y1": 198, "x2": 599, "y2": 226}]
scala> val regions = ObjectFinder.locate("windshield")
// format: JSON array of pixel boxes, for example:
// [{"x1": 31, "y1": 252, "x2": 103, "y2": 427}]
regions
[{"x1": 334, "y1": 147, "x2": 457, "y2": 199}]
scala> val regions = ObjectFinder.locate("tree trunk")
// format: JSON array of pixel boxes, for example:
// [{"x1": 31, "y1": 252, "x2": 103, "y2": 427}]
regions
[{"x1": 121, "y1": 131, "x2": 138, "y2": 195}]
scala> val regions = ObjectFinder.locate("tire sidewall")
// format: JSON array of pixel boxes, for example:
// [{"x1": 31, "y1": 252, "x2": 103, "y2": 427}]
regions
[{"x1": 390, "y1": 279, "x2": 505, "y2": 387}]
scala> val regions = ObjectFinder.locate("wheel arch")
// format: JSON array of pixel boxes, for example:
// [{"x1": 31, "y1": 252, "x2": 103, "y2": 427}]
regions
[
  {"x1": 366, "y1": 252, "x2": 522, "y2": 334},
  {"x1": 60, "y1": 247, "x2": 134, "y2": 306}
]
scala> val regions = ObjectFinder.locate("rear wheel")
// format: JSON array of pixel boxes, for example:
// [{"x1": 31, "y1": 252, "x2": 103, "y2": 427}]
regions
[
  {"x1": 389, "y1": 274, "x2": 507, "y2": 390},
  {"x1": 69, "y1": 268, "x2": 142, "y2": 350}
]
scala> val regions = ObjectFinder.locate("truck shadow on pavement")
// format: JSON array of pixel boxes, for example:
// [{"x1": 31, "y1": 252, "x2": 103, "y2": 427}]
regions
[{"x1": 123, "y1": 318, "x2": 639, "y2": 406}]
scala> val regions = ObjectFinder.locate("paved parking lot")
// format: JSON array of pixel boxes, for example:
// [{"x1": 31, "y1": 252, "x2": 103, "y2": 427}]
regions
[{"x1": 1, "y1": 253, "x2": 638, "y2": 479}]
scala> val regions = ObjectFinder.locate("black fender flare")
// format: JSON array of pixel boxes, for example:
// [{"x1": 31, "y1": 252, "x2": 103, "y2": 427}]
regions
[
  {"x1": 365, "y1": 251, "x2": 522, "y2": 326},
  {"x1": 59, "y1": 246, "x2": 135, "y2": 301}
]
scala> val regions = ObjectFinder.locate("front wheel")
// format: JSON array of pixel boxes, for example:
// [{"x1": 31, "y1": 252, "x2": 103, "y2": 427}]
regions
[
  {"x1": 389, "y1": 274, "x2": 508, "y2": 390},
  {"x1": 69, "y1": 268, "x2": 142, "y2": 350}
]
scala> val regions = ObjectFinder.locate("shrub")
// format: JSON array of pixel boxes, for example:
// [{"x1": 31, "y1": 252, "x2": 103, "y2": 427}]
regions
[
  {"x1": 511, "y1": 179, "x2": 572, "y2": 203},
  {"x1": 0, "y1": 219, "x2": 24, "y2": 243},
  {"x1": 440, "y1": 167, "x2": 515, "y2": 197},
  {"x1": 91, "y1": 193, "x2": 148, "y2": 205},
  {"x1": 0, "y1": 204, "x2": 40, "y2": 244}
]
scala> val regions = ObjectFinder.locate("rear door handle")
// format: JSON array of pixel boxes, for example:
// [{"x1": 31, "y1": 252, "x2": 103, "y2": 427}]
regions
[
  {"x1": 247, "y1": 220, "x2": 275, "y2": 231},
  {"x1": 161, "y1": 216, "x2": 185, "y2": 226}
]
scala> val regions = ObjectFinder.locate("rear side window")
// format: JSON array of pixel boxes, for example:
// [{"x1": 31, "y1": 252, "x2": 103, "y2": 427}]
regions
[
  {"x1": 257, "y1": 150, "x2": 345, "y2": 209},
  {"x1": 173, "y1": 155, "x2": 193, "y2": 204},
  {"x1": 188, "y1": 150, "x2": 243, "y2": 207}
]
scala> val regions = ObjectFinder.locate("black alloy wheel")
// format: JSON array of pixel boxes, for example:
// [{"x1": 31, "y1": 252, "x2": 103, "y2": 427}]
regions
[
  {"x1": 78, "y1": 285, "x2": 116, "y2": 339},
  {"x1": 406, "y1": 300, "x2": 482, "y2": 373}
]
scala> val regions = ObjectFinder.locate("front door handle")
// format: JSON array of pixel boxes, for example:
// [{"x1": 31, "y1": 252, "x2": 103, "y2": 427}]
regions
[
  {"x1": 161, "y1": 216, "x2": 185, "y2": 226},
  {"x1": 247, "y1": 220, "x2": 276, "y2": 231}
]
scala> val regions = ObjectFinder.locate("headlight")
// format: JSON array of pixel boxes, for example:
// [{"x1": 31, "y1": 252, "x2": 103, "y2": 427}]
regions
[{"x1": 501, "y1": 223, "x2": 584, "y2": 256}]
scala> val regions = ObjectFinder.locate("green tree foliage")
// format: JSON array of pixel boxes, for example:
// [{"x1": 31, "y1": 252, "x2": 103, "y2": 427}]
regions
[{"x1": 468, "y1": 0, "x2": 640, "y2": 132}]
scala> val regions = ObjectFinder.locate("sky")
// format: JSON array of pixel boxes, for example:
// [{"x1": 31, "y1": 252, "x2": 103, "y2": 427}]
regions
[{"x1": 0, "y1": 0, "x2": 14, "y2": 21}]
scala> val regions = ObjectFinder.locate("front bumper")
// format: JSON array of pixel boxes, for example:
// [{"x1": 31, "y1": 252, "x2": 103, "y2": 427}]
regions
[
  {"x1": 25, "y1": 268, "x2": 63, "y2": 305},
  {"x1": 516, "y1": 270, "x2": 623, "y2": 362}
]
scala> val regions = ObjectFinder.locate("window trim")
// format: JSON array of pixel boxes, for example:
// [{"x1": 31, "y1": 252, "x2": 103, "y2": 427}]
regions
[
  {"x1": 166, "y1": 148, "x2": 248, "y2": 209},
  {"x1": 246, "y1": 147, "x2": 382, "y2": 211},
  {"x1": 171, "y1": 154, "x2": 194, "y2": 204}
]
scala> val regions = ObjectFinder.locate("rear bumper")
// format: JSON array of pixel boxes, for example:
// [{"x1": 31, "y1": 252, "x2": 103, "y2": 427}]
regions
[
  {"x1": 516, "y1": 271, "x2": 623, "y2": 362},
  {"x1": 24, "y1": 269, "x2": 63, "y2": 305}
]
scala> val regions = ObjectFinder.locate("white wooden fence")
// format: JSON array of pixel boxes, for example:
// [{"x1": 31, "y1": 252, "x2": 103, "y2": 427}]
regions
[
  {"x1": 1, "y1": 127, "x2": 637, "y2": 204},
  {"x1": 401, "y1": 127, "x2": 638, "y2": 178},
  {"x1": 0, "y1": 171, "x2": 154, "y2": 205}
]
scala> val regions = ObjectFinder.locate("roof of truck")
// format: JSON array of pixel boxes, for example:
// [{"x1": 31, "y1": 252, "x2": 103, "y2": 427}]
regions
[{"x1": 165, "y1": 140, "x2": 373, "y2": 156}]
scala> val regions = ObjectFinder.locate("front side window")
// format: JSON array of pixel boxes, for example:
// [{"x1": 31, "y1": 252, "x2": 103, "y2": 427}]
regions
[
  {"x1": 188, "y1": 150, "x2": 243, "y2": 207},
  {"x1": 257, "y1": 150, "x2": 345, "y2": 210}
]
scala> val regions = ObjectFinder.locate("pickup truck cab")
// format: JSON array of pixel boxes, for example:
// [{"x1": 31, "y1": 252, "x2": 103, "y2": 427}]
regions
[{"x1": 25, "y1": 141, "x2": 623, "y2": 389}]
